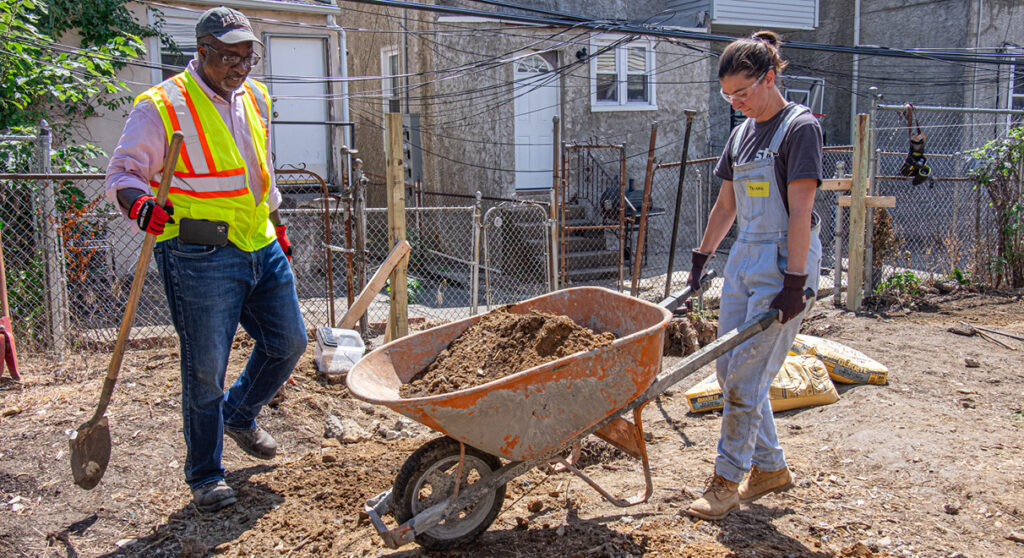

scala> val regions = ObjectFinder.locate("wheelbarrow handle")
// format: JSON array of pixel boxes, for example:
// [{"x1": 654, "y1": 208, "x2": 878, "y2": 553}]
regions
[
  {"x1": 646, "y1": 287, "x2": 815, "y2": 401},
  {"x1": 658, "y1": 269, "x2": 717, "y2": 313}
]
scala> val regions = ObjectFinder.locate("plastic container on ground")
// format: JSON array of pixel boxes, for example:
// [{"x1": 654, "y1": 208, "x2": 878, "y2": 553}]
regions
[{"x1": 315, "y1": 327, "x2": 366, "y2": 379}]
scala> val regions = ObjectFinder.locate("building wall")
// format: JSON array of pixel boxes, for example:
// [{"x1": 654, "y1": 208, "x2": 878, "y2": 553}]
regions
[
  {"x1": 439, "y1": 0, "x2": 669, "y2": 22},
  {"x1": 345, "y1": 2, "x2": 713, "y2": 209},
  {"x1": 779, "y1": 0, "x2": 1022, "y2": 147}
]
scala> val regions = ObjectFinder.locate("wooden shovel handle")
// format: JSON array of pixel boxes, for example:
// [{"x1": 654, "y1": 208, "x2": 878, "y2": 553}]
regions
[{"x1": 89, "y1": 131, "x2": 183, "y2": 424}]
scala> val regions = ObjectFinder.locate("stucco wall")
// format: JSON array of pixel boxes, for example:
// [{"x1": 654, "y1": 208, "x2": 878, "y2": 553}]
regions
[
  {"x1": 775, "y1": 0, "x2": 1022, "y2": 147},
  {"x1": 346, "y1": 7, "x2": 712, "y2": 205}
]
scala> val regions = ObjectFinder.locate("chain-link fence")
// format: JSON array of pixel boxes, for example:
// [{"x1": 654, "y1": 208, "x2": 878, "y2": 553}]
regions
[
  {"x1": 864, "y1": 105, "x2": 1018, "y2": 294},
  {"x1": 481, "y1": 202, "x2": 552, "y2": 310},
  {"x1": 0, "y1": 161, "x2": 341, "y2": 354}
]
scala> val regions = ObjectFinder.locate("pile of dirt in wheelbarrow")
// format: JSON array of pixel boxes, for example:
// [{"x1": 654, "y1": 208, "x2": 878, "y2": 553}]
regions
[{"x1": 400, "y1": 307, "x2": 616, "y2": 398}]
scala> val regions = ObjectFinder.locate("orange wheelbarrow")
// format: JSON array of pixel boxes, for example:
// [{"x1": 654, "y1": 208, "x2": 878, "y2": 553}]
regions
[{"x1": 348, "y1": 282, "x2": 783, "y2": 550}]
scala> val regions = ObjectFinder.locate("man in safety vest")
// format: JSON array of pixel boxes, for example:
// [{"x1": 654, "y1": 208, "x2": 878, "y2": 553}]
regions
[{"x1": 105, "y1": 6, "x2": 307, "y2": 513}]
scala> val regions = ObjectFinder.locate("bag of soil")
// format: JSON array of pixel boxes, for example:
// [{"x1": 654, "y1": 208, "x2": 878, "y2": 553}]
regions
[
  {"x1": 684, "y1": 354, "x2": 839, "y2": 413},
  {"x1": 789, "y1": 334, "x2": 888, "y2": 385}
]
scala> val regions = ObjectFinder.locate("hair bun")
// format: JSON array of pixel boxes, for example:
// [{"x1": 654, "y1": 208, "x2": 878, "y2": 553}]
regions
[{"x1": 751, "y1": 30, "x2": 782, "y2": 49}]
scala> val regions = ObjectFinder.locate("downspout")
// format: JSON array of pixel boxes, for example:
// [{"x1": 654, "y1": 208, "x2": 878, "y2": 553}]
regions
[
  {"x1": 328, "y1": 7, "x2": 351, "y2": 186},
  {"x1": 849, "y1": 0, "x2": 861, "y2": 143}
]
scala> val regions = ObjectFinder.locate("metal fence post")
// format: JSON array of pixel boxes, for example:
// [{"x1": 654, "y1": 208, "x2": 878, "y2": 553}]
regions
[
  {"x1": 353, "y1": 160, "x2": 368, "y2": 338},
  {"x1": 37, "y1": 121, "x2": 67, "y2": 358},
  {"x1": 832, "y1": 161, "x2": 846, "y2": 308},
  {"x1": 471, "y1": 191, "x2": 482, "y2": 315},
  {"x1": 863, "y1": 87, "x2": 881, "y2": 294},
  {"x1": 548, "y1": 188, "x2": 558, "y2": 292},
  {"x1": 665, "y1": 110, "x2": 696, "y2": 300}
]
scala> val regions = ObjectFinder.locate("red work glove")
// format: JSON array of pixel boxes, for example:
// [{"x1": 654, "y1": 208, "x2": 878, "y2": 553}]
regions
[
  {"x1": 275, "y1": 225, "x2": 292, "y2": 262},
  {"x1": 770, "y1": 272, "x2": 808, "y2": 323},
  {"x1": 129, "y1": 195, "x2": 174, "y2": 235},
  {"x1": 687, "y1": 250, "x2": 711, "y2": 292}
]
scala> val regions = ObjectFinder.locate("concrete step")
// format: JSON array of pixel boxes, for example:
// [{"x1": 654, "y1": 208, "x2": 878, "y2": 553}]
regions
[
  {"x1": 527, "y1": 236, "x2": 608, "y2": 252},
  {"x1": 564, "y1": 249, "x2": 620, "y2": 270},
  {"x1": 564, "y1": 265, "x2": 621, "y2": 282}
]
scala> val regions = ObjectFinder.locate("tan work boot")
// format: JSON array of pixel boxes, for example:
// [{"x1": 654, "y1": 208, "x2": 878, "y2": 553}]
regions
[
  {"x1": 686, "y1": 474, "x2": 739, "y2": 520},
  {"x1": 739, "y1": 465, "x2": 794, "y2": 504}
]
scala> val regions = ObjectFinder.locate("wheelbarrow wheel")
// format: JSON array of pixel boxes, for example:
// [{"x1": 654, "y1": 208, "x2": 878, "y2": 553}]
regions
[{"x1": 393, "y1": 436, "x2": 505, "y2": 550}]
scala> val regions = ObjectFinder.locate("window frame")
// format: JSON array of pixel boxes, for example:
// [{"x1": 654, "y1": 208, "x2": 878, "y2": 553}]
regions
[
  {"x1": 589, "y1": 35, "x2": 657, "y2": 112},
  {"x1": 1009, "y1": 56, "x2": 1024, "y2": 128},
  {"x1": 148, "y1": 7, "x2": 200, "y2": 84},
  {"x1": 381, "y1": 46, "x2": 401, "y2": 117}
]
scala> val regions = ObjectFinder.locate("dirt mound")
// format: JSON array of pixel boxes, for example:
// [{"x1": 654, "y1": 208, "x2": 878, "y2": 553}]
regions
[
  {"x1": 400, "y1": 307, "x2": 616, "y2": 398},
  {"x1": 663, "y1": 314, "x2": 717, "y2": 356}
]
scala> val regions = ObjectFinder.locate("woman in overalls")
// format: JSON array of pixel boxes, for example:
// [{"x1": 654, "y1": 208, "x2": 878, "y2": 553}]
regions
[{"x1": 686, "y1": 30, "x2": 823, "y2": 520}]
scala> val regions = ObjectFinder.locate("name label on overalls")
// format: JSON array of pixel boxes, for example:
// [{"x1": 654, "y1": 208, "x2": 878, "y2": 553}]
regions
[{"x1": 747, "y1": 181, "x2": 769, "y2": 197}]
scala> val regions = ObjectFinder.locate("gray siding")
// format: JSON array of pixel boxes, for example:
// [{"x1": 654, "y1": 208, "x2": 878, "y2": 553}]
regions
[{"x1": 713, "y1": 0, "x2": 817, "y2": 30}]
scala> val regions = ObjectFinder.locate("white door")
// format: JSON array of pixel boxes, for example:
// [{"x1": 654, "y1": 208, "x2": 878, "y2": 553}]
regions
[
  {"x1": 267, "y1": 36, "x2": 329, "y2": 178},
  {"x1": 514, "y1": 55, "x2": 559, "y2": 191}
]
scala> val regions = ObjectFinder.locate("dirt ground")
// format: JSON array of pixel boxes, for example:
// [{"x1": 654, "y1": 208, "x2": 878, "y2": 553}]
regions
[{"x1": 2, "y1": 289, "x2": 1023, "y2": 558}]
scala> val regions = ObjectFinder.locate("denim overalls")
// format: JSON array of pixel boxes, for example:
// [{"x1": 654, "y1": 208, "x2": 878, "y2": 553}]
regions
[{"x1": 714, "y1": 104, "x2": 822, "y2": 482}]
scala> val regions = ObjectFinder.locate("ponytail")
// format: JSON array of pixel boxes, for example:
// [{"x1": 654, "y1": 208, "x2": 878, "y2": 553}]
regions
[{"x1": 718, "y1": 30, "x2": 788, "y2": 79}]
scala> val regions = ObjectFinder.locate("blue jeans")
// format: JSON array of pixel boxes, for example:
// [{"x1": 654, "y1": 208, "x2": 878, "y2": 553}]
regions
[{"x1": 155, "y1": 237, "x2": 307, "y2": 489}]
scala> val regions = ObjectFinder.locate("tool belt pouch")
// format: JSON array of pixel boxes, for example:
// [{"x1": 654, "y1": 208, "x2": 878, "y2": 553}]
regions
[{"x1": 178, "y1": 218, "x2": 229, "y2": 246}]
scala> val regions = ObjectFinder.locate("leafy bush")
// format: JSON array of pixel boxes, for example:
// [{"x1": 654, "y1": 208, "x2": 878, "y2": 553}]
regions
[{"x1": 967, "y1": 127, "x2": 1024, "y2": 288}]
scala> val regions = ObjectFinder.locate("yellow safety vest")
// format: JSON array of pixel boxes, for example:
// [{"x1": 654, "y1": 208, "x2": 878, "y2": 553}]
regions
[{"x1": 135, "y1": 71, "x2": 275, "y2": 251}]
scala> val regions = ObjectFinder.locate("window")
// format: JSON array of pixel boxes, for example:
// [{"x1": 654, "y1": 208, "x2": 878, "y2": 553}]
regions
[
  {"x1": 590, "y1": 36, "x2": 656, "y2": 111},
  {"x1": 381, "y1": 47, "x2": 401, "y2": 115},
  {"x1": 148, "y1": 7, "x2": 199, "y2": 83}
]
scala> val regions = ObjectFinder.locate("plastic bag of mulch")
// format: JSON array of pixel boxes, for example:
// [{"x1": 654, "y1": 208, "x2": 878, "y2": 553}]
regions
[
  {"x1": 683, "y1": 354, "x2": 840, "y2": 413},
  {"x1": 789, "y1": 334, "x2": 889, "y2": 385}
]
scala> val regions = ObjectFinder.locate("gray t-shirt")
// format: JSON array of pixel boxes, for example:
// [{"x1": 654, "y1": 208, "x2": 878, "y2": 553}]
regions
[{"x1": 714, "y1": 103, "x2": 824, "y2": 213}]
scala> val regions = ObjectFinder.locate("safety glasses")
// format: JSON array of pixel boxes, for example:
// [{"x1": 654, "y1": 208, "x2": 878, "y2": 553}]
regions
[
  {"x1": 201, "y1": 44, "x2": 261, "y2": 68},
  {"x1": 720, "y1": 70, "x2": 768, "y2": 104}
]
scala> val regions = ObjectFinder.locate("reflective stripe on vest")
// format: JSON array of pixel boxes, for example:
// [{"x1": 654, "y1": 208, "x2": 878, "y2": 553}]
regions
[{"x1": 134, "y1": 72, "x2": 275, "y2": 252}]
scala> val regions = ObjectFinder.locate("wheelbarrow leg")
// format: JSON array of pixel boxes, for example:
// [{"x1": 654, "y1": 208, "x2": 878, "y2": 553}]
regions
[{"x1": 552, "y1": 403, "x2": 655, "y2": 507}]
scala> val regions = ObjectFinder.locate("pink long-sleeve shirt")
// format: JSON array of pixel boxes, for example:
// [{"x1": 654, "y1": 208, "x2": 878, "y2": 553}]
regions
[{"x1": 105, "y1": 59, "x2": 281, "y2": 225}]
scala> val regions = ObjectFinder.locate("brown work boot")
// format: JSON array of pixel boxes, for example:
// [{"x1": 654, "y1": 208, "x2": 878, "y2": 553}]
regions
[
  {"x1": 225, "y1": 423, "x2": 277, "y2": 460},
  {"x1": 686, "y1": 474, "x2": 739, "y2": 520},
  {"x1": 739, "y1": 465, "x2": 794, "y2": 504},
  {"x1": 191, "y1": 480, "x2": 237, "y2": 513}
]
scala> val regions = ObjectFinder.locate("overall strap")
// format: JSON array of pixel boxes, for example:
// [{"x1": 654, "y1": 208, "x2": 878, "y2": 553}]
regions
[
  {"x1": 767, "y1": 104, "x2": 811, "y2": 154},
  {"x1": 730, "y1": 117, "x2": 753, "y2": 160}
]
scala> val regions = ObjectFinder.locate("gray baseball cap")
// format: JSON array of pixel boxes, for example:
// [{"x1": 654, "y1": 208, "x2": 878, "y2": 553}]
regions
[{"x1": 195, "y1": 7, "x2": 261, "y2": 45}]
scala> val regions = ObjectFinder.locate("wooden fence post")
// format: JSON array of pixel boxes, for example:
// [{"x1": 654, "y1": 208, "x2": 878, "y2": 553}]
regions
[
  {"x1": 386, "y1": 113, "x2": 409, "y2": 340},
  {"x1": 847, "y1": 113, "x2": 870, "y2": 311}
]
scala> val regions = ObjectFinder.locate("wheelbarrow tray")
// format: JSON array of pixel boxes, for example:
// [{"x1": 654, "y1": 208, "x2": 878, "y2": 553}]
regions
[{"x1": 347, "y1": 287, "x2": 672, "y2": 461}]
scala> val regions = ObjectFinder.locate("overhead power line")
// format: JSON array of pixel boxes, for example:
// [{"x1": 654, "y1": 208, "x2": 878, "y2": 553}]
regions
[{"x1": 343, "y1": 0, "x2": 1024, "y2": 66}]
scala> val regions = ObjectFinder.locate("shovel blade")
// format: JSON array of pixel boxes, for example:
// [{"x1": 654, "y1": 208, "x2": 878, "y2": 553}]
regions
[{"x1": 70, "y1": 416, "x2": 111, "y2": 490}]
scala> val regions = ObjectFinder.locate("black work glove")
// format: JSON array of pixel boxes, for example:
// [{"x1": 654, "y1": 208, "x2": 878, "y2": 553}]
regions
[
  {"x1": 129, "y1": 195, "x2": 175, "y2": 235},
  {"x1": 688, "y1": 250, "x2": 711, "y2": 292},
  {"x1": 770, "y1": 272, "x2": 808, "y2": 323}
]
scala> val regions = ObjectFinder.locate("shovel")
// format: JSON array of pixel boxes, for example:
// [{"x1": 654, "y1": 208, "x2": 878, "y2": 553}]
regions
[
  {"x1": 70, "y1": 131, "x2": 183, "y2": 490},
  {"x1": 0, "y1": 226, "x2": 19, "y2": 380}
]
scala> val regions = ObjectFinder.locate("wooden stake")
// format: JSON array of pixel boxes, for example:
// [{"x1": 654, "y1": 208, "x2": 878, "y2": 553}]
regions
[
  {"x1": 336, "y1": 240, "x2": 410, "y2": 330},
  {"x1": 386, "y1": 113, "x2": 409, "y2": 340},
  {"x1": 847, "y1": 113, "x2": 870, "y2": 311},
  {"x1": 631, "y1": 121, "x2": 658, "y2": 296}
]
